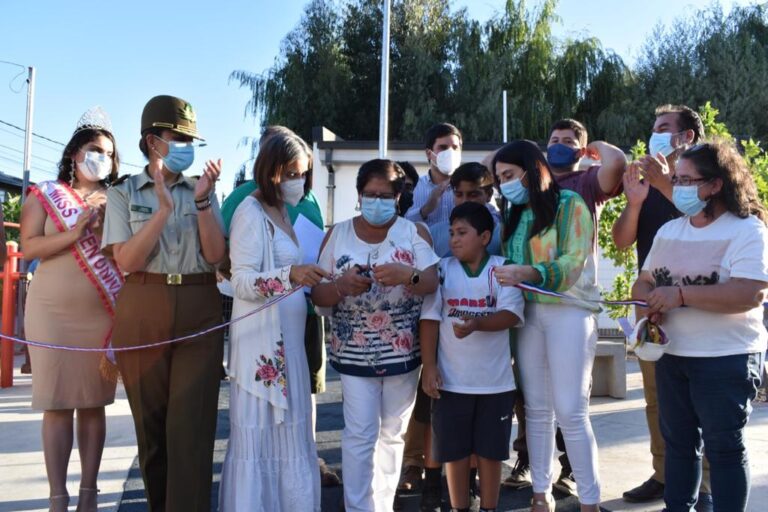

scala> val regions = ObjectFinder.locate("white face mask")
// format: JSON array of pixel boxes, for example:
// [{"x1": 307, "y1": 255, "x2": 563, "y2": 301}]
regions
[
  {"x1": 76, "y1": 151, "x2": 112, "y2": 182},
  {"x1": 433, "y1": 148, "x2": 462, "y2": 175},
  {"x1": 280, "y1": 178, "x2": 305, "y2": 207}
]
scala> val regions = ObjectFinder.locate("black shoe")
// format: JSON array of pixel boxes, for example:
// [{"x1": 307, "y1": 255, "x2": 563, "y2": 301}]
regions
[
  {"x1": 623, "y1": 478, "x2": 665, "y2": 503},
  {"x1": 502, "y1": 457, "x2": 531, "y2": 489},
  {"x1": 694, "y1": 492, "x2": 713, "y2": 512},
  {"x1": 398, "y1": 464, "x2": 423, "y2": 491},
  {"x1": 553, "y1": 469, "x2": 578, "y2": 497},
  {"x1": 420, "y1": 483, "x2": 442, "y2": 512}
]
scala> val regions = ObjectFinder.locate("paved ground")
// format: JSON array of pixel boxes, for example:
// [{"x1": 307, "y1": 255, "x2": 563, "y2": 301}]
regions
[{"x1": 1, "y1": 351, "x2": 767, "y2": 511}]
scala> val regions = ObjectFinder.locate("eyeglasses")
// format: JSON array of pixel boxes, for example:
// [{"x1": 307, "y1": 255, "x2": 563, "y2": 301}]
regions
[
  {"x1": 361, "y1": 192, "x2": 396, "y2": 200},
  {"x1": 671, "y1": 176, "x2": 710, "y2": 186}
]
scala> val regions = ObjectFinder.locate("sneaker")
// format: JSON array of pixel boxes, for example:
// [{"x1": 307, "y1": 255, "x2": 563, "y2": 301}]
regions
[
  {"x1": 553, "y1": 469, "x2": 578, "y2": 496},
  {"x1": 469, "y1": 487, "x2": 481, "y2": 512},
  {"x1": 694, "y1": 492, "x2": 713, "y2": 512},
  {"x1": 502, "y1": 458, "x2": 532, "y2": 489},
  {"x1": 398, "y1": 465, "x2": 423, "y2": 491},
  {"x1": 623, "y1": 478, "x2": 665, "y2": 503},
  {"x1": 420, "y1": 483, "x2": 442, "y2": 512}
]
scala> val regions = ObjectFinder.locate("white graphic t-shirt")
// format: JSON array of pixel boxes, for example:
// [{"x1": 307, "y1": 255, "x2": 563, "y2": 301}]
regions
[
  {"x1": 420, "y1": 255, "x2": 525, "y2": 393},
  {"x1": 643, "y1": 212, "x2": 768, "y2": 357}
]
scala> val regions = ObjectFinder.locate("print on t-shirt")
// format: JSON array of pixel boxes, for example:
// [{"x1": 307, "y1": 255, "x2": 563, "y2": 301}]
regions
[{"x1": 642, "y1": 213, "x2": 768, "y2": 357}]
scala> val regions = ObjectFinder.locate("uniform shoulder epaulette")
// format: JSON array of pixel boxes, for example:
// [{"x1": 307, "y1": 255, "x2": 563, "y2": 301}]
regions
[{"x1": 110, "y1": 174, "x2": 130, "y2": 186}]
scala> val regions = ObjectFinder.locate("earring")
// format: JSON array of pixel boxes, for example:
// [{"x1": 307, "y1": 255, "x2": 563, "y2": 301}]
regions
[
  {"x1": 69, "y1": 159, "x2": 76, "y2": 188},
  {"x1": 355, "y1": 201, "x2": 361, "y2": 212}
]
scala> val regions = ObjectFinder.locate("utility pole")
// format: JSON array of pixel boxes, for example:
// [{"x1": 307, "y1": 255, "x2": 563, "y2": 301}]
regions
[{"x1": 378, "y1": 0, "x2": 391, "y2": 158}]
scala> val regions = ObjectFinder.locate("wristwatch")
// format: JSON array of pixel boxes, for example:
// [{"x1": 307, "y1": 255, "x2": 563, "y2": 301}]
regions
[{"x1": 409, "y1": 270, "x2": 420, "y2": 286}]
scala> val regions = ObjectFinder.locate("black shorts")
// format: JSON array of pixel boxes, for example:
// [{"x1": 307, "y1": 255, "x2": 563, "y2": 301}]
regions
[{"x1": 431, "y1": 389, "x2": 516, "y2": 463}]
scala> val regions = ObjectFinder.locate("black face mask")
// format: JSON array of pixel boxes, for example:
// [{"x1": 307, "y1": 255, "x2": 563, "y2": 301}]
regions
[{"x1": 398, "y1": 191, "x2": 414, "y2": 216}]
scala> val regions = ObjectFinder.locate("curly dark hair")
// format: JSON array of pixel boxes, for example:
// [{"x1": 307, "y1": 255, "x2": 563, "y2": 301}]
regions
[
  {"x1": 679, "y1": 138, "x2": 768, "y2": 225},
  {"x1": 58, "y1": 128, "x2": 119, "y2": 184}
]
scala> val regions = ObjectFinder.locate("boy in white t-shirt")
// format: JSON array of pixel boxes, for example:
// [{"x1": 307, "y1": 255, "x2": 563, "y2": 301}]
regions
[{"x1": 421, "y1": 202, "x2": 525, "y2": 512}]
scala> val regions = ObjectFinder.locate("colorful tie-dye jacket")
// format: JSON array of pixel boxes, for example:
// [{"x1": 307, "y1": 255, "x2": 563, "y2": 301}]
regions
[{"x1": 503, "y1": 189, "x2": 598, "y2": 311}]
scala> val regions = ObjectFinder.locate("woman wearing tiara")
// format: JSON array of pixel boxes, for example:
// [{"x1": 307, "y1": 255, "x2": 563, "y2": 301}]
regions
[{"x1": 21, "y1": 107, "x2": 122, "y2": 512}]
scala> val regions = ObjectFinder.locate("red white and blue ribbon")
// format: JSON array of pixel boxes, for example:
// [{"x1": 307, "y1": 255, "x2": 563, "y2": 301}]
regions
[
  {"x1": 487, "y1": 266, "x2": 648, "y2": 308},
  {"x1": 3, "y1": 286, "x2": 303, "y2": 352}
]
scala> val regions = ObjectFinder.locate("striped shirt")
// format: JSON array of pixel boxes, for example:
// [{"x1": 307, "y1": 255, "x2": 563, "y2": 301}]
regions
[
  {"x1": 317, "y1": 217, "x2": 440, "y2": 377},
  {"x1": 405, "y1": 171, "x2": 455, "y2": 226}
]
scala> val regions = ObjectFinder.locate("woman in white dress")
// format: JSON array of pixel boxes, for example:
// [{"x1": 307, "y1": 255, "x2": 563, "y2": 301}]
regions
[{"x1": 219, "y1": 133, "x2": 329, "y2": 511}]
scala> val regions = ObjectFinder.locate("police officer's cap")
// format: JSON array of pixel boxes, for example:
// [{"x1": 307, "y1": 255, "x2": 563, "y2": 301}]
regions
[{"x1": 141, "y1": 95, "x2": 204, "y2": 141}]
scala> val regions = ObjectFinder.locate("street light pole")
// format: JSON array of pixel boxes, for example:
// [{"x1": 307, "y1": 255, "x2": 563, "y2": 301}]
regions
[
  {"x1": 378, "y1": 0, "x2": 391, "y2": 159},
  {"x1": 502, "y1": 90, "x2": 508, "y2": 143},
  {"x1": 21, "y1": 66, "x2": 35, "y2": 203}
]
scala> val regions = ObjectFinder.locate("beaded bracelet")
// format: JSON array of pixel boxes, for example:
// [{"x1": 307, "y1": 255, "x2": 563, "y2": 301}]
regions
[{"x1": 195, "y1": 201, "x2": 212, "y2": 211}]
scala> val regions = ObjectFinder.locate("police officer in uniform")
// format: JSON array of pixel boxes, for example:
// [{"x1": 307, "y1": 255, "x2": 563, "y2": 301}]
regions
[{"x1": 102, "y1": 95, "x2": 226, "y2": 512}]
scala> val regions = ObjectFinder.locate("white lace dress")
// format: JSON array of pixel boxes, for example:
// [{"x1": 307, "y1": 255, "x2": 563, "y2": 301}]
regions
[{"x1": 219, "y1": 206, "x2": 321, "y2": 511}]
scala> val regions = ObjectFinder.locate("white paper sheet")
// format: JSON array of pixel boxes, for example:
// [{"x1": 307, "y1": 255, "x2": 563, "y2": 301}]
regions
[{"x1": 294, "y1": 213, "x2": 325, "y2": 265}]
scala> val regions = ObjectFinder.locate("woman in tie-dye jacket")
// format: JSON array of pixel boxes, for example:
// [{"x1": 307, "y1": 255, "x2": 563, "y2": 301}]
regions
[{"x1": 492, "y1": 139, "x2": 601, "y2": 512}]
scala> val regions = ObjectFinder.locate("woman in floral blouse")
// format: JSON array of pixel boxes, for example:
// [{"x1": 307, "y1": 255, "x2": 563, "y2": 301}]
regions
[
  {"x1": 219, "y1": 133, "x2": 329, "y2": 511},
  {"x1": 313, "y1": 159, "x2": 439, "y2": 511}
]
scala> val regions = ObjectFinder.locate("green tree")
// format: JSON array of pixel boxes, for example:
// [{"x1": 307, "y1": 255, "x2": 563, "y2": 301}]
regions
[
  {"x1": 231, "y1": 0, "x2": 633, "y2": 145},
  {"x1": 230, "y1": 0, "x2": 351, "y2": 143},
  {"x1": 2, "y1": 194, "x2": 20, "y2": 243}
]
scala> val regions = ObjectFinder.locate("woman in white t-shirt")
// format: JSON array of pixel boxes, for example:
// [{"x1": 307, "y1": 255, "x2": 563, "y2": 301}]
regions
[
  {"x1": 312, "y1": 159, "x2": 439, "y2": 511},
  {"x1": 633, "y1": 140, "x2": 768, "y2": 512}
]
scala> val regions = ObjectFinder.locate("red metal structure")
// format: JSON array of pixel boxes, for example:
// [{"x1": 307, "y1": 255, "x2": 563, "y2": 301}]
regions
[{"x1": 1, "y1": 222, "x2": 22, "y2": 388}]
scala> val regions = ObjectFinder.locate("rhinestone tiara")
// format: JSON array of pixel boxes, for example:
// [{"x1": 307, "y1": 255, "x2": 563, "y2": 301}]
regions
[{"x1": 73, "y1": 106, "x2": 112, "y2": 135}]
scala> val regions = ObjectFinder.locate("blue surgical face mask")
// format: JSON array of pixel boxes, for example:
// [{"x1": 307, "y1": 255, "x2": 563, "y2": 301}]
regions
[
  {"x1": 672, "y1": 184, "x2": 708, "y2": 216},
  {"x1": 500, "y1": 177, "x2": 529, "y2": 205},
  {"x1": 648, "y1": 132, "x2": 680, "y2": 158},
  {"x1": 361, "y1": 197, "x2": 397, "y2": 225},
  {"x1": 154, "y1": 136, "x2": 195, "y2": 173},
  {"x1": 547, "y1": 143, "x2": 580, "y2": 168}
]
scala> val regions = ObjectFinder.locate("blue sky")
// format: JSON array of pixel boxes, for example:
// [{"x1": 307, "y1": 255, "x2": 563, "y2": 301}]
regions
[{"x1": 0, "y1": 0, "x2": 752, "y2": 196}]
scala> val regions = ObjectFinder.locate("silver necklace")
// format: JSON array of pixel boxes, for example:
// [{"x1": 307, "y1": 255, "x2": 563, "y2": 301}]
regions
[
  {"x1": 75, "y1": 187, "x2": 104, "y2": 203},
  {"x1": 356, "y1": 217, "x2": 387, "y2": 259}
]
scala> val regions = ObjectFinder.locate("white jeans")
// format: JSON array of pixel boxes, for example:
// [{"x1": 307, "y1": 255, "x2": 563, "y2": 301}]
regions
[
  {"x1": 518, "y1": 302, "x2": 601, "y2": 504},
  {"x1": 340, "y1": 370, "x2": 419, "y2": 512}
]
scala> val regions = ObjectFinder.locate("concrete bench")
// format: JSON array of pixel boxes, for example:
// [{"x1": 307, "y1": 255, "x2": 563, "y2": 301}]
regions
[{"x1": 590, "y1": 331, "x2": 627, "y2": 399}]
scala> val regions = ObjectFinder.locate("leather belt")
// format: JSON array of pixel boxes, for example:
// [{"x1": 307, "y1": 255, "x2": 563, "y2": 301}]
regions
[{"x1": 126, "y1": 272, "x2": 216, "y2": 286}]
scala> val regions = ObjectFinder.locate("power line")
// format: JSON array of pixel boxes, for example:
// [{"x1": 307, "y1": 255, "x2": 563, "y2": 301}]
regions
[
  {"x1": 0, "y1": 118, "x2": 144, "y2": 168},
  {"x1": 0, "y1": 125, "x2": 64, "y2": 153},
  {"x1": 0, "y1": 153, "x2": 57, "y2": 177},
  {"x1": 0, "y1": 143, "x2": 60, "y2": 165},
  {"x1": 0, "y1": 118, "x2": 64, "y2": 147}
]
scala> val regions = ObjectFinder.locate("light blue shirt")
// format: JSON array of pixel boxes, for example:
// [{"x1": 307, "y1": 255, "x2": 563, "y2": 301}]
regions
[{"x1": 405, "y1": 171, "x2": 454, "y2": 227}]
